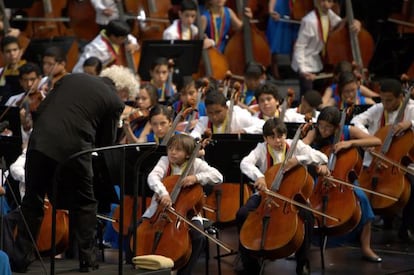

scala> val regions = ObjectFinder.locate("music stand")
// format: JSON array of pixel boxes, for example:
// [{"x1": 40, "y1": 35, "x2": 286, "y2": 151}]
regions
[{"x1": 138, "y1": 40, "x2": 203, "y2": 81}]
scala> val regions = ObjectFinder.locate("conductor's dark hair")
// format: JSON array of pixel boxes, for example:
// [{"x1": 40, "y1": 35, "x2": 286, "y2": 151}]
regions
[
  {"x1": 204, "y1": 91, "x2": 227, "y2": 107},
  {"x1": 105, "y1": 19, "x2": 131, "y2": 37},
  {"x1": 263, "y1": 117, "x2": 287, "y2": 137}
]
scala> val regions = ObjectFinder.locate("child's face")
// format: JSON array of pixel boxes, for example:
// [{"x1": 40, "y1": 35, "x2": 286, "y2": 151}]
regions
[
  {"x1": 83, "y1": 65, "x2": 98, "y2": 76},
  {"x1": 180, "y1": 86, "x2": 198, "y2": 106},
  {"x1": 2, "y1": 43, "x2": 21, "y2": 65},
  {"x1": 380, "y1": 91, "x2": 402, "y2": 112},
  {"x1": 167, "y1": 144, "x2": 188, "y2": 166},
  {"x1": 137, "y1": 88, "x2": 152, "y2": 109},
  {"x1": 244, "y1": 75, "x2": 264, "y2": 90},
  {"x1": 150, "y1": 113, "x2": 172, "y2": 138},
  {"x1": 341, "y1": 82, "x2": 358, "y2": 105},
  {"x1": 317, "y1": 120, "x2": 335, "y2": 138},
  {"x1": 43, "y1": 56, "x2": 65, "y2": 76},
  {"x1": 206, "y1": 103, "x2": 228, "y2": 126},
  {"x1": 318, "y1": 0, "x2": 334, "y2": 13},
  {"x1": 179, "y1": 10, "x2": 197, "y2": 26},
  {"x1": 300, "y1": 98, "x2": 314, "y2": 114},
  {"x1": 150, "y1": 65, "x2": 169, "y2": 85},
  {"x1": 258, "y1": 93, "x2": 279, "y2": 117},
  {"x1": 265, "y1": 132, "x2": 286, "y2": 151}
]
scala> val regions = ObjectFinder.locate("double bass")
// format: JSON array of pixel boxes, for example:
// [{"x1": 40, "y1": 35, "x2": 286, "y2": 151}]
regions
[
  {"x1": 224, "y1": 0, "x2": 271, "y2": 76},
  {"x1": 309, "y1": 109, "x2": 361, "y2": 236},
  {"x1": 359, "y1": 90, "x2": 414, "y2": 214}
]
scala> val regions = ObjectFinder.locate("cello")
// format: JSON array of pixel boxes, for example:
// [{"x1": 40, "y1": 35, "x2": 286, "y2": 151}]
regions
[
  {"x1": 133, "y1": 139, "x2": 207, "y2": 268},
  {"x1": 66, "y1": 0, "x2": 99, "y2": 41},
  {"x1": 224, "y1": 0, "x2": 271, "y2": 76},
  {"x1": 309, "y1": 109, "x2": 361, "y2": 236},
  {"x1": 359, "y1": 89, "x2": 414, "y2": 214},
  {"x1": 325, "y1": 0, "x2": 374, "y2": 80}
]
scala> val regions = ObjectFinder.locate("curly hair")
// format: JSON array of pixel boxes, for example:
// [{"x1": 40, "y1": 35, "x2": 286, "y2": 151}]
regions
[{"x1": 100, "y1": 65, "x2": 140, "y2": 99}]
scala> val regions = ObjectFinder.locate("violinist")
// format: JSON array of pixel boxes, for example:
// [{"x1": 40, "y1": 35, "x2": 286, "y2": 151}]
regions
[
  {"x1": 142, "y1": 104, "x2": 175, "y2": 144},
  {"x1": 236, "y1": 118, "x2": 329, "y2": 275},
  {"x1": 72, "y1": 19, "x2": 139, "y2": 73},
  {"x1": 41, "y1": 46, "x2": 69, "y2": 91},
  {"x1": 122, "y1": 84, "x2": 158, "y2": 143},
  {"x1": 253, "y1": 81, "x2": 283, "y2": 121},
  {"x1": 321, "y1": 61, "x2": 380, "y2": 108},
  {"x1": 291, "y1": 0, "x2": 361, "y2": 97},
  {"x1": 303, "y1": 106, "x2": 382, "y2": 262},
  {"x1": 284, "y1": 90, "x2": 322, "y2": 123},
  {"x1": 173, "y1": 77, "x2": 207, "y2": 132},
  {"x1": 351, "y1": 79, "x2": 414, "y2": 242},
  {"x1": 140, "y1": 134, "x2": 223, "y2": 275},
  {"x1": 0, "y1": 36, "x2": 26, "y2": 105},
  {"x1": 190, "y1": 90, "x2": 264, "y2": 138},
  {"x1": 200, "y1": 0, "x2": 252, "y2": 53},
  {"x1": 149, "y1": 57, "x2": 177, "y2": 104}
]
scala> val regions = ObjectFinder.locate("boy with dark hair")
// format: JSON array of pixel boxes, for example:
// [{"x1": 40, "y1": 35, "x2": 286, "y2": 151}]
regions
[{"x1": 284, "y1": 90, "x2": 322, "y2": 122}]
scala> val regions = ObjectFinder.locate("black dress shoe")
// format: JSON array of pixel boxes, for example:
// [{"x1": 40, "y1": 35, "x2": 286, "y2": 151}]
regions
[
  {"x1": 362, "y1": 255, "x2": 382, "y2": 263},
  {"x1": 79, "y1": 261, "x2": 99, "y2": 273}
]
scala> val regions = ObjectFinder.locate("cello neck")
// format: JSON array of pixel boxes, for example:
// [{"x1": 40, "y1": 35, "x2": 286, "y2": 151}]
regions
[
  {"x1": 236, "y1": 0, "x2": 254, "y2": 64},
  {"x1": 345, "y1": 0, "x2": 364, "y2": 74},
  {"x1": 42, "y1": 0, "x2": 53, "y2": 14},
  {"x1": 116, "y1": 0, "x2": 136, "y2": 74},
  {"x1": 195, "y1": 0, "x2": 214, "y2": 77}
]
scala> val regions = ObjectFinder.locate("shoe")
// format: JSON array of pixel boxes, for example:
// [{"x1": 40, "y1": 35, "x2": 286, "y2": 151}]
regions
[
  {"x1": 362, "y1": 255, "x2": 382, "y2": 263},
  {"x1": 79, "y1": 261, "x2": 99, "y2": 272}
]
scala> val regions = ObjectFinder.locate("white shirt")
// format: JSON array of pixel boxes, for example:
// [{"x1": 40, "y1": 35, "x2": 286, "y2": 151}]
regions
[
  {"x1": 240, "y1": 141, "x2": 328, "y2": 182},
  {"x1": 72, "y1": 32, "x2": 138, "y2": 73},
  {"x1": 291, "y1": 9, "x2": 341, "y2": 73},
  {"x1": 10, "y1": 148, "x2": 26, "y2": 199},
  {"x1": 190, "y1": 105, "x2": 265, "y2": 139},
  {"x1": 143, "y1": 156, "x2": 223, "y2": 218},
  {"x1": 90, "y1": 0, "x2": 119, "y2": 25},
  {"x1": 350, "y1": 103, "x2": 414, "y2": 167},
  {"x1": 163, "y1": 19, "x2": 198, "y2": 40},
  {"x1": 283, "y1": 107, "x2": 320, "y2": 123}
]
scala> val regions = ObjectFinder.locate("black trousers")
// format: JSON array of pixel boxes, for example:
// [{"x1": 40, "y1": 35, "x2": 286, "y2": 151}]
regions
[
  {"x1": 236, "y1": 194, "x2": 314, "y2": 274},
  {"x1": 402, "y1": 174, "x2": 414, "y2": 230},
  {"x1": 4, "y1": 150, "x2": 97, "y2": 271}
]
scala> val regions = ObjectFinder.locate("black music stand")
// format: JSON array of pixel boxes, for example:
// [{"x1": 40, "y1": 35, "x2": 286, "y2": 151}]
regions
[{"x1": 138, "y1": 40, "x2": 203, "y2": 81}]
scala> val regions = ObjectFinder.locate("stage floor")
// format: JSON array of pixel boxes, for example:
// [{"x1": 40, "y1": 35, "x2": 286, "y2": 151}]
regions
[{"x1": 17, "y1": 220, "x2": 414, "y2": 275}]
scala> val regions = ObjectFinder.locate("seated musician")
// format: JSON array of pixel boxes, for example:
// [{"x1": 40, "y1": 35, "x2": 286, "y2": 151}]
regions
[
  {"x1": 190, "y1": 90, "x2": 264, "y2": 138},
  {"x1": 322, "y1": 71, "x2": 376, "y2": 109},
  {"x1": 303, "y1": 106, "x2": 382, "y2": 262},
  {"x1": 149, "y1": 57, "x2": 177, "y2": 105},
  {"x1": 139, "y1": 134, "x2": 223, "y2": 275},
  {"x1": 137, "y1": 104, "x2": 175, "y2": 144},
  {"x1": 122, "y1": 83, "x2": 158, "y2": 143},
  {"x1": 291, "y1": 0, "x2": 361, "y2": 97},
  {"x1": 284, "y1": 90, "x2": 322, "y2": 123},
  {"x1": 237, "y1": 61, "x2": 266, "y2": 113},
  {"x1": 40, "y1": 46, "x2": 69, "y2": 91},
  {"x1": 72, "y1": 19, "x2": 139, "y2": 73},
  {"x1": 321, "y1": 61, "x2": 379, "y2": 108},
  {"x1": 82, "y1": 56, "x2": 103, "y2": 76},
  {"x1": 0, "y1": 36, "x2": 26, "y2": 105},
  {"x1": 351, "y1": 79, "x2": 414, "y2": 242},
  {"x1": 173, "y1": 77, "x2": 207, "y2": 133},
  {"x1": 253, "y1": 81, "x2": 282, "y2": 120},
  {"x1": 236, "y1": 118, "x2": 329, "y2": 275}
]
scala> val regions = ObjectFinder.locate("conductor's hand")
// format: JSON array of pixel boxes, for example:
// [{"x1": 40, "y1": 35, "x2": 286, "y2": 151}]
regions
[
  {"x1": 254, "y1": 177, "x2": 267, "y2": 192},
  {"x1": 159, "y1": 194, "x2": 172, "y2": 208},
  {"x1": 181, "y1": 175, "x2": 198, "y2": 187}
]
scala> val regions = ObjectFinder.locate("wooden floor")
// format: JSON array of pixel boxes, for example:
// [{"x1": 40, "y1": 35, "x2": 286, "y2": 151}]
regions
[{"x1": 17, "y1": 221, "x2": 414, "y2": 275}]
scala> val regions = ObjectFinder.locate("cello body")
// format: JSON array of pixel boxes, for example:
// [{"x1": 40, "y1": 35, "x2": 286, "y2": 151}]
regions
[
  {"x1": 134, "y1": 175, "x2": 204, "y2": 269},
  {"x1": 66, "y1": 0, "x2": 99, "y2": 41},
  {"x1": 310, "y1": 147, "x2": 362, "y2": 236},
  {"x1": 359, "y1": 126, "x2": 414, "y2": 215},
  {"x1": 239, "y1": 163, "x2": 313, "y2": 259}
]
